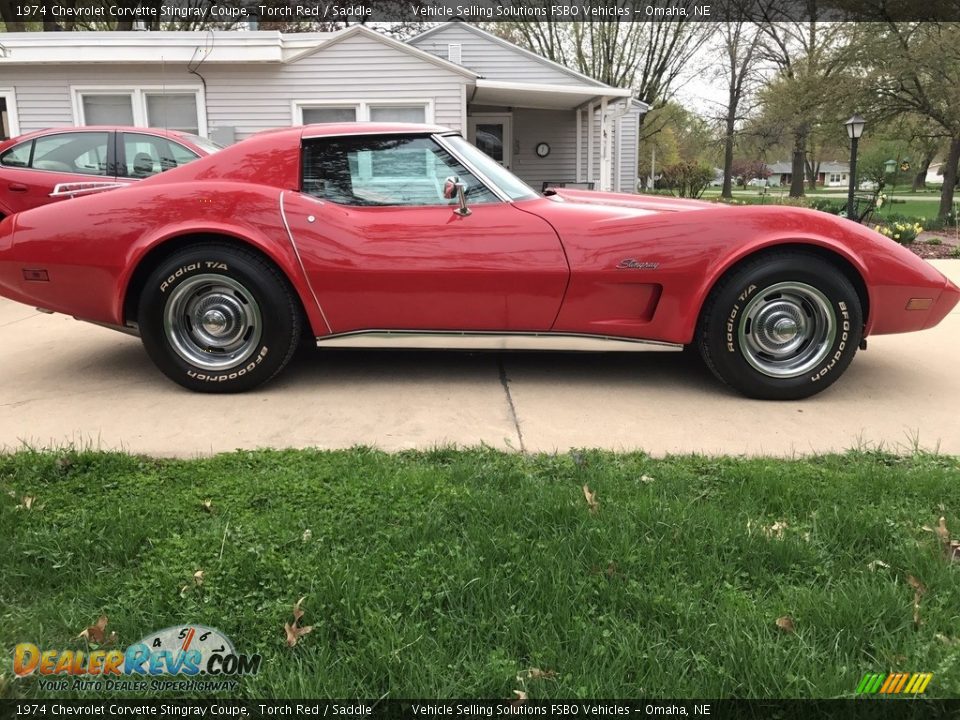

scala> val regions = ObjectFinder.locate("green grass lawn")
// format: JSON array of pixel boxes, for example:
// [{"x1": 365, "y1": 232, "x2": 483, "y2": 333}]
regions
[
  {"x1": 2, "y1": 448, "x2": 959, "y2": 699},
  {"x1": 699, "y1": 189, "x2": 947, "y2": 221}
]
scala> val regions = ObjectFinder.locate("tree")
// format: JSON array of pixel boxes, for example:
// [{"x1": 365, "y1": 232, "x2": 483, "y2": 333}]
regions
[
  {"x1": 857, "y1": 22, "x2": 960, "y2": 218},
  {"x1": 730, "y1": 159, "x2": 771, "y2": 187},
  {"x1": 636, "y1": 102, "x2": 716, "y2": 189},
  {"x1": 715, "y1": 14, "x2": 763, "y2": 199},
  {"x1": 754, "y1": 5, "x2": 856, "y2": 197},
  {"x1": 486, "y1": 8, "x2": 714, "y2": 109}
]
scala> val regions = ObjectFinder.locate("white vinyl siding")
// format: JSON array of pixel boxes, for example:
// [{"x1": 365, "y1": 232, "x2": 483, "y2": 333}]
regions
[
  {"x1": 509, "y1": 108, "x2": 578, "y2": 191},
  {"x1": 202, "y1": 33, "x2": 465, "y2": 140},
  {"x1": 0, "y1": 33, "x2": 466, "y2": 140},
  {"x1": 411, "y1": 24, "x2": 605, "y2": 88}
]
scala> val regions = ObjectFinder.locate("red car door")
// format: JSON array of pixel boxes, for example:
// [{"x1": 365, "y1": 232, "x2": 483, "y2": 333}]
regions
[
  {"x1": 284, "y1": 194, "x2": 569, "y2": 333},
  {"x1": 0, "y1": 130, "x2": 115, "y2": 214}
]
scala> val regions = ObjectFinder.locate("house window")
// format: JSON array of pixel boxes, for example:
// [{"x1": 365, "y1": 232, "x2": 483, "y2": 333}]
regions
[
  {"x1": 73, "y1": 87, "x2": 206, "y2": 135},
  {"x1": 294, "y1": 101, "x2": 430, "y2": 126},
  {"x1": 369, "y1": 105, "x2": 426, "y2": 123},
  {"x1": 302, "y1": 106, "x2": 357, "y2": 124},
  {"x1": 82, "y1": 94, "x2": 135, "y2": 125},
  {"x1": 145, "y1": 93, "x2": 200, "y2": 134},
  {"x1": 0, "y1": 89, "x2": 20, "y2": 140},
  {"x1": 829, "y1": 173, "x2": 842, "y2": 183}
]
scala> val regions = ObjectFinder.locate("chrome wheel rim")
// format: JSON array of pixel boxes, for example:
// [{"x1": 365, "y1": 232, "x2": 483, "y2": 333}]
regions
[
  {"x1": 163, "y1": 274, "x2": 262, "y2": 371},
  {"x1": 738, "y1": 281, "x2": 836, "y2": 378}
]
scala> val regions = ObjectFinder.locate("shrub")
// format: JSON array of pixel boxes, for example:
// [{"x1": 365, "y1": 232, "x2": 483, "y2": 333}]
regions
[
  {"x1": 658, "y1": 162, "x2": 715, "y2": 198},
  {"x1": 808, "y1": 198, "x2": 845, "y2": 215},
  {"x1": 874, "y1": 221, "x2": 923, "y2": 245}
]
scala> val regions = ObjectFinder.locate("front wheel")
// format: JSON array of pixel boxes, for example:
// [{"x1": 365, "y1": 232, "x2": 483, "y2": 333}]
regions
[
  {"x1": 138, "y1": 243, "x2": 302, "y2": 392},
  {"x1": 696, "y1": 252, "x2": 863, "y2": 400}
]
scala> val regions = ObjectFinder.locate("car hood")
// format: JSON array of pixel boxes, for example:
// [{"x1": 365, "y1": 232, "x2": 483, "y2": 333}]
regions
[{"x1": 549, "y1": 188, "x2": 715, "y2": 213}]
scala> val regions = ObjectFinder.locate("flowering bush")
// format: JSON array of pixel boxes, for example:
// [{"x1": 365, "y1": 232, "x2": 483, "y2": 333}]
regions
[{"x1": 874, "y1": 221, "x2": 923, "y2": 245}]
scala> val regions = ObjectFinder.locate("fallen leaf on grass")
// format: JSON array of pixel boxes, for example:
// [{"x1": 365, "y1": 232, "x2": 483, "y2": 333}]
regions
[
  {"x1": 302, "y1": 529, "x2": 312, "y2": 543},
  {"x1": 15, "y1": 495, "x2": 42, "y2": 511},
  {"x1": 180, "y1": 569, "x2": 206, "y2": 596},
  {"x1": 935, "y1": 633, "x2": 957, "y2": 645},
  {"x1": 78, "y1": 615, "x2": 115, "y2": 645},
  {"x1": 517, "y1": 668, "x2": 557, "y2": 682},
  {"x1": 639, "y1": 475, "x2": 655, "y2": 484},
  {"x1": 908, "y1": 575, "x2": 927, "y2": 629},
  {"x1": 775, "y1": 616, "x2": 795, "y2": 633},
  {"x1": 763, "y1": 521, "x2": 788, "y2": 540},
  {"x1": 512, "y1": 690, "x2": 528, "y2": 702},
  {"x1": 936, "y1": 517, "x2": 950, "y2": 547},
  {"x1": 582, "y1": 485, "x2": 598, "y2": 514},
  {"x1": 201, "y1": 499, "x2": 214, "y2": 513},
  {"x1": 868, "y1": 560, "x2": 890, "y2": 571},
  {"x1": 284, "y1": 596, "x2": 313, "y2": 648}
]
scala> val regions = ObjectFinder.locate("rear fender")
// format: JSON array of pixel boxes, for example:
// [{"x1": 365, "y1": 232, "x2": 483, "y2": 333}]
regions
[{"x1": 116, "y1": 186, "x2": 328, "y2": 335}]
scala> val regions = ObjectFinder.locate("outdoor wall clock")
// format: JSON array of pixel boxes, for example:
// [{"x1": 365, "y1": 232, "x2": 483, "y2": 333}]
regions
[{"x1": 536, "y1": 142, "x2": 550, "y2": 158}]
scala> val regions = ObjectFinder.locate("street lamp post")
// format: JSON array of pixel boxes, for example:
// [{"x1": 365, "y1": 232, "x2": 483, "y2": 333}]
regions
[{"x1": 845, "y1": 114, "x2": 866, "y2": 219}]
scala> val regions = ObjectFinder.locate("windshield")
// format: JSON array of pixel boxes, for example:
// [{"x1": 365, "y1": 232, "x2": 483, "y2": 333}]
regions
[
  {"x1": 442, "y1": 134, "x2": 539, "y2": 201},
  {"x1": 181, "y1": 134, "x2": 224, "y2": 155}
]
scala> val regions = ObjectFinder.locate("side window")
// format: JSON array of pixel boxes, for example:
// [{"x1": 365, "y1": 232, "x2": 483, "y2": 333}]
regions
[
  {"x1": 122, "y1": 133, "x2": 198, "y2": 178},
  {"x1": 31, "y1": 132, "x2": 109, "y2": 176},
  {"x1": 0, "y1": 140, "x2": 32, "y2": 168},
  {"x1": 301, "y1": 135, "x2": 497, "y2": 207}
]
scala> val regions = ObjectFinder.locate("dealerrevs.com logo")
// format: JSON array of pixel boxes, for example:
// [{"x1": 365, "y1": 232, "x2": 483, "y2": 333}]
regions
[{"x1": 13, "y1": 624, "x2": 262, "y2": 693}]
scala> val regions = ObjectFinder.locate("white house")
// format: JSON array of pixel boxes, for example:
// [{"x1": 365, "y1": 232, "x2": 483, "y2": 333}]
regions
[{"x1": 0, "y1": 21, "x2": 647, "y2": 193}]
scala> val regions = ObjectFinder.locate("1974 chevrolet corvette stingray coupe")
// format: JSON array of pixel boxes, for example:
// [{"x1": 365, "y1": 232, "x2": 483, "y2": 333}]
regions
[{"x1": 0, "y1": 123, "x2": 957, "y2": 399}]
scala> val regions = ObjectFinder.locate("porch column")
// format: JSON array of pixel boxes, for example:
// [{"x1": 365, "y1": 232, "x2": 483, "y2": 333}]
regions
[
  {"x1": 599, "y1": 97, "x2": 609, "y2": 191},
  {"x1": 575, "y1": 108, "x2": 583, "y2": 183},
  {"x1": 587, "y1": 102, "x2": 594, "y2": 185}
]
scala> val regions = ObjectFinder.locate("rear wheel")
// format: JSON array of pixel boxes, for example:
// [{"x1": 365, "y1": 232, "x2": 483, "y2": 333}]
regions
[
  {"x1": 696, "y1": 252, "x2": 863, "y2": 400},
  {"x1": 138, "y1": 243, "x2": 301, "y2": 392}
]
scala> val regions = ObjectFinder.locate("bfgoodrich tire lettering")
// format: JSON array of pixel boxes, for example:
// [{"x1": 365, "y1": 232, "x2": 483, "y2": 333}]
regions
[
  {"x1": 138, "y1": 243, "x2": 301, "y2": 393},
  {"x1": 697, "y1": 251, "x2": 863, "y2": 400}
]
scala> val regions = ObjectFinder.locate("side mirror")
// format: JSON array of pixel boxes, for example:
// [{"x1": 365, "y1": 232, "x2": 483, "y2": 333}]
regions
[{"x1": 443, "y1": 175, "x2": 471, "y2": 216}]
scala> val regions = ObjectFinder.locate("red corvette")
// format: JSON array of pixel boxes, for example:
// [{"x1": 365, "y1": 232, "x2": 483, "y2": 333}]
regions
[{"x1": 0, "y1": 123, "x2": 956, "y2": 399}]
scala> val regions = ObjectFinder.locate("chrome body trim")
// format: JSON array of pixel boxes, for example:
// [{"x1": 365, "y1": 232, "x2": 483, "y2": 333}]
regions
[
  {"x1": 50, "y1": 181, "x2": 128, "y2": 198},
  {"x1": 279, "y1": 190, "x2": 333, "y2": 334},
  {"x1": 315, "y1": 330, "x2": 682, "y2": 352}
]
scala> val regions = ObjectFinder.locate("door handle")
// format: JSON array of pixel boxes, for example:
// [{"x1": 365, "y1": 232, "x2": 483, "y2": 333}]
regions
[{"x1": 8, "y1": 183, "x2": 28, "y2": 192}]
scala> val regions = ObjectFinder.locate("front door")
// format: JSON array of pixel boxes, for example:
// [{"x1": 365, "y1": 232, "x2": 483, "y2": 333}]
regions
[
  {"x1": 468, "y1": 114, "x2": 513, "y2": 169},
  {"x1": 284, "y1": 133, "x2": 568, "y2": 334}
]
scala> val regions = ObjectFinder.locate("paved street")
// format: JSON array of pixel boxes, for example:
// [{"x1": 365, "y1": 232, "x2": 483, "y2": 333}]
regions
[{"x1": 1, "y1": 261, "x2": 958, "y2": 457}]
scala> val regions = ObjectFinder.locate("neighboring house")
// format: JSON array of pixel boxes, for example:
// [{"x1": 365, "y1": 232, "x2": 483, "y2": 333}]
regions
[
  {"x1": 766, "y1": 161, "x2": 850, "y2": 188},
  {"x1": 0, "y1": 21, "x2": 646, "y2": 193},
  {"x1": 925, "y1": 162, "x2": 944, "y2": 186}
]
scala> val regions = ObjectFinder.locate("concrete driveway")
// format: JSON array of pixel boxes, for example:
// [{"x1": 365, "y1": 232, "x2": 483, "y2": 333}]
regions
[{"x1": 2, "y1": 260, "x2": 958, "y2": 457}]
